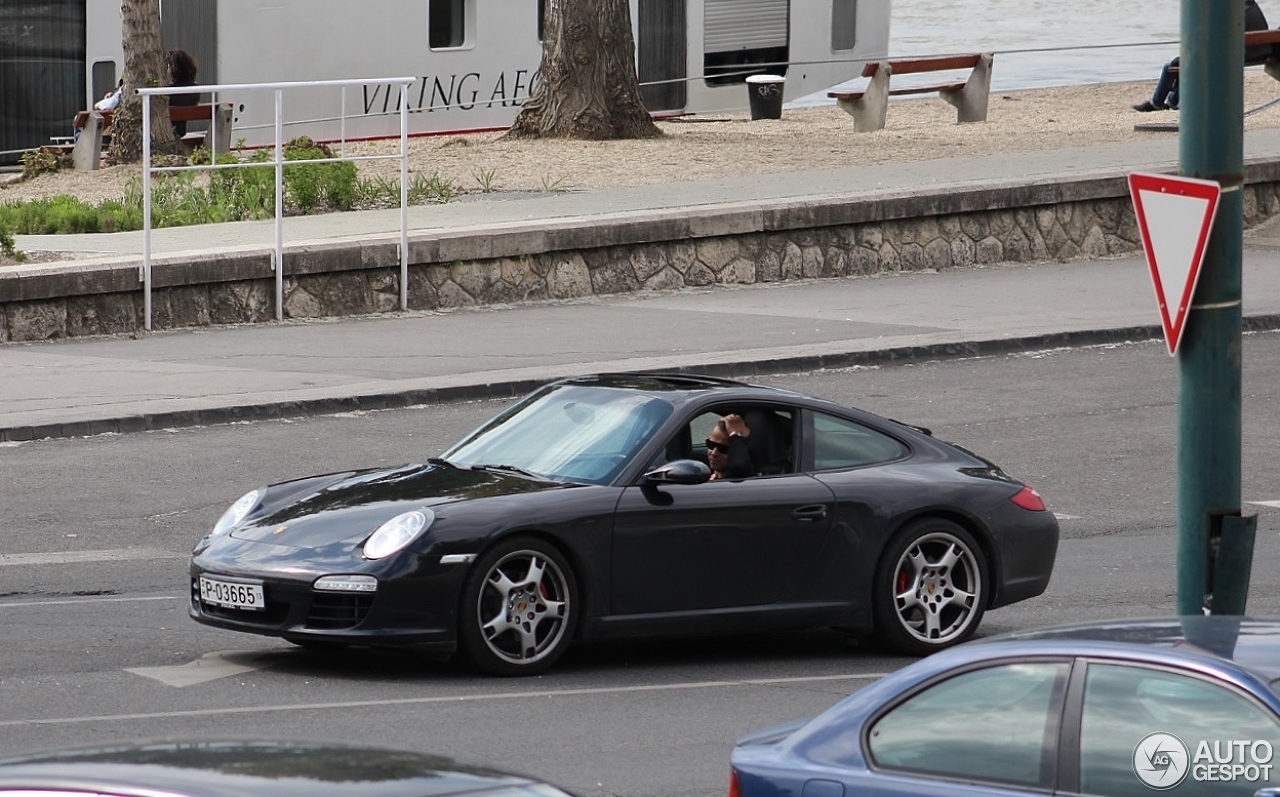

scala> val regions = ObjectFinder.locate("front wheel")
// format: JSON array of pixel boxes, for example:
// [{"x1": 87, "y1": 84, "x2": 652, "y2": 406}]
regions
[
  {"x1": 458, "y1": 536, "x2": 577, "y2": 676},
  {"x1": 873, "y1": 519, "x2": 988, "y2": 656}
]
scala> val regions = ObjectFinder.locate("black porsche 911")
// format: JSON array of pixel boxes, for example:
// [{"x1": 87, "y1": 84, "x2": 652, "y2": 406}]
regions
[{"x1": 190, "y1": 373, "x2": 1058, "y2": 675}]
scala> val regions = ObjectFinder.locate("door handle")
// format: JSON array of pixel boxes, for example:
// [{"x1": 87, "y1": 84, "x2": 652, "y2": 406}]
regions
[{"x1": 791, "y1": 505, "x2": 828, "y2": 522}]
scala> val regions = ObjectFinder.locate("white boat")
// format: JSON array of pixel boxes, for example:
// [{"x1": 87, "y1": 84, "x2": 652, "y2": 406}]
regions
[{"x1": 1, "y1": 0, "x2": 891, "y2": 156}]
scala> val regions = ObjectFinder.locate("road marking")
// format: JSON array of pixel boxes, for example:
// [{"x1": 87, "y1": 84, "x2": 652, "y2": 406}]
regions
[
  {"x1": 1053, "y1": 513, "x2": 1080, "y2": 521},
  {"x1": 1247, "y1": 500, "x2": 1280, "y2": 509},
  {"x1": 0, "y1": 548, "x2": 184, "y2": 567},
  {"x1": 0, "y1": 595, "x2": 181, "y2": 609},
  {"x1": 0, "y1": 671, "x2": 890, "y2": 727},
  {"x1": 128, "y1": 650, "x2": 279, "y2": 688}
]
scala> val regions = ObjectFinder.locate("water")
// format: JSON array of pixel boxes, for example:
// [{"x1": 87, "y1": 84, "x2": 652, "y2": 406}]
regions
[
  {"x1": 888, "y1": 0, "x2": 1182, "y2": 90},
  {"x1": 800, "y1": 0, "x2": 1186, "y2": 104}
]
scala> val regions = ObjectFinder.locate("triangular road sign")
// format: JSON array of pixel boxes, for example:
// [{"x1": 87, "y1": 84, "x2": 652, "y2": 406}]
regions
[{"x1": 1128, "y1": 172, "x2": 1222, "y2": 355}]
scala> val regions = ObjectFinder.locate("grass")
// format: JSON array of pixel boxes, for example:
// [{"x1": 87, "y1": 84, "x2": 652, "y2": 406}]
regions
[{"x1": 0, "y1": 139, "x2": 461, "y2": 236}]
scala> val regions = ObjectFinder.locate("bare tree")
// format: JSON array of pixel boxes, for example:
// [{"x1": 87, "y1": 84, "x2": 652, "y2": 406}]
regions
[
  {"x1": 108, "y1": 0, "x2": 183, "y2": 163},
  {"x1": 507, "y1": 0, "x2": 660, "y2": 140}
]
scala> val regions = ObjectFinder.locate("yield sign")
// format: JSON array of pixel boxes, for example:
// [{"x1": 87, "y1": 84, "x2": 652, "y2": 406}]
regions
[{"x1": 1128, "y1": 172, "x2": 1222, "y2": 355}]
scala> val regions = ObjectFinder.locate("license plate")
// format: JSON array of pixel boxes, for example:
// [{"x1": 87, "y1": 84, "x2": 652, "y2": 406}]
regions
[{"x1": 199, "y1": 576, "x2": 265, "y2": 611}]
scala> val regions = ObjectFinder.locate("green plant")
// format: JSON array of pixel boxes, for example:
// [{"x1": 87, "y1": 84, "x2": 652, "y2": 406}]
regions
[
  {"x1": 0, "y1": 226, "x2": 26, "y2": 262},
  {"x1": 539, "y1": 174, "x2": 569, "y2": 193},
  {"x1": 473, "y1": 167, "x2": 499, "y2": 193},
  {"x1": 19, "y1": 148, "x2": 70, "y2": 180},
  {"x1": 409, "y1": 172, "x2": 456, "y2": 204}
]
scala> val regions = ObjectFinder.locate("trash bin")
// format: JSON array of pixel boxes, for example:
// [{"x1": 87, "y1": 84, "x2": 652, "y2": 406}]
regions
[{"x1": 746, "y1": 74, "x2": 785, "y2": 120}]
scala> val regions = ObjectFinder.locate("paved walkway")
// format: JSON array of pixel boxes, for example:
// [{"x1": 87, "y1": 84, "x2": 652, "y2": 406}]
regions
[{"x1": 6, "y1": 131, "x2": 1280, "y2": 442}]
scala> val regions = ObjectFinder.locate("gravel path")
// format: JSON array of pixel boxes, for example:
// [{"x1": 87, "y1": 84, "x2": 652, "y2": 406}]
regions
[{"x1": 4, "y1": 77, "x2": 1280, "y2": 222}]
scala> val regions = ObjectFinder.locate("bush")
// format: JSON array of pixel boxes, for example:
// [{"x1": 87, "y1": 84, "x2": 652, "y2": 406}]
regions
[
  {"x1": 20, "y1": 148, "x2": 70, "y2": 180},
  {"x1": 0, "y1": 139, "x2": 460, "y2": 235},
  {"x1": 0, "y1": 225, "x2": 26, "y2": 262}
]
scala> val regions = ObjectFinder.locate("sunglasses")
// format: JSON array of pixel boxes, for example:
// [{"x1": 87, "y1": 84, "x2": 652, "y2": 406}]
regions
[{"x1": 705, "y1": 438, "x2": 730, "y2": 454}]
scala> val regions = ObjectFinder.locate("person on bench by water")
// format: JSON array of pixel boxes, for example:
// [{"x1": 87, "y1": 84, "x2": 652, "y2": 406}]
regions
[{"x1": 1135, "y1": 0, "x2": 1273, "y2": 111}]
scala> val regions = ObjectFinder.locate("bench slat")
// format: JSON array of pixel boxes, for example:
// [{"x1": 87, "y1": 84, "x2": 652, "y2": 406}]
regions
[
  {"x1": 74, "y1": 103, "x2": 223, "y2": 131},
  {"x1": 861, "y1": 53, "x2": 983, "y2": 78},
  {"x1": 1245, "y1": 29, "x2": 1280, "y2": 45},
  {"x1": 830, "y1": 82, "x2": 968, "y2": 102}
]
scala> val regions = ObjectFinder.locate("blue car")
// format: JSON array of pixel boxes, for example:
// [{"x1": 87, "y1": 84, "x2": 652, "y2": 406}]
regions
[{"x1": 730, "y1": 617, "x2": 1280, "y2": 797}]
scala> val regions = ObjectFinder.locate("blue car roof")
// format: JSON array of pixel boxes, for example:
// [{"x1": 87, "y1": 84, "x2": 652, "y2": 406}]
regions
[{"x1": 973, "y1": 616, "x2": 1280, "y2": 682}]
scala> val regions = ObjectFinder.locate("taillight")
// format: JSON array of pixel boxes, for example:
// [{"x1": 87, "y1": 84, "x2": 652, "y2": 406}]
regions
[
  {"x1": 1010, "y1": 485, "x2": 1047, "y2": 512},
  {"x1": 729, "y1": 770, "x2": 741, "y2": 797}
]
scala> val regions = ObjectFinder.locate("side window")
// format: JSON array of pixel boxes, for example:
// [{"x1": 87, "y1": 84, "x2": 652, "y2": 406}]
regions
[
  {"x1": 1079, "y1": 663, "x2": 1280, "y2": 797},
  {"x1": 808, "y1": 411, "x2": 907, "y2": 471},
  {"x1": 428, "y1": 0, "x2": 466, "y2": 49},
  {"x1": 867, "y1": 662, "x2": 1067, "y2": 787},
  {"x1": 654, "y1": 406, "x2": 794, "y2": 475}
]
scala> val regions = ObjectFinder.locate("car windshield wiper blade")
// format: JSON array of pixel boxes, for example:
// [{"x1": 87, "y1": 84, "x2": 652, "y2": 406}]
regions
[{"x1": 470, "y1": 463, "x2": 545, "y2": 480}]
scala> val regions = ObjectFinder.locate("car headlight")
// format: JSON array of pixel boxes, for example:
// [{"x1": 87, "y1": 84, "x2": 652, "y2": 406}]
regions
[
  {"x1": 363, "y1": 509, "x2": 433, "y2": 560},
  {"x1": 211, "y1": 489, "x2": 261, "y2": 537}
]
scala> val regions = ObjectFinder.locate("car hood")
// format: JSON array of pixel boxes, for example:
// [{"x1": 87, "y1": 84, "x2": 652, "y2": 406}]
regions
[
  {"x1": 0, "y1": 739, "x2": 567, "y2": 797},
  {"x1": 230, "y1": 461, "x2": 569, "y2": 548}
]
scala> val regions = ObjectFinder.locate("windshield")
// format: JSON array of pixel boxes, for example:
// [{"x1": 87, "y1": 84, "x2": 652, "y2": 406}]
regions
[{"x1": 444, "y1": 385, "x2": 674, "y2": 485}]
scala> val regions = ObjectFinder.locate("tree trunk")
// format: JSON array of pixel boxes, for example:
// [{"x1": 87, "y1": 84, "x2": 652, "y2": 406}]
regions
[
  {"x1": 506, "y1": 0, "x2": 661, "y2": 140},
  {"x1": 108, "y1": 0, "x2": 183, "y2": 164}
]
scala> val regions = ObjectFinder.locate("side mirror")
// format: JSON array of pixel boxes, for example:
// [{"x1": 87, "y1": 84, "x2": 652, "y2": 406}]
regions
[{"x1": 644, "y1": 459, "x2": 711, "y2": 485}]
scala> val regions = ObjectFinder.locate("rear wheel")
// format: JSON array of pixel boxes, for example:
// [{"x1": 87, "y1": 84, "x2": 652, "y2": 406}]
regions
[
  {"x1": 873, "y1": 519, "x2": 988, "y2": 656},
  {"x1": 458, "y1": 536, "x2": 577, "y2": 676}
]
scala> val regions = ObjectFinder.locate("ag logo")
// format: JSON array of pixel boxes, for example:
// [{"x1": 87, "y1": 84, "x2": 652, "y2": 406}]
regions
[{"x1": 1134, "y1": 732, "x2": 1190, "y2": 789}]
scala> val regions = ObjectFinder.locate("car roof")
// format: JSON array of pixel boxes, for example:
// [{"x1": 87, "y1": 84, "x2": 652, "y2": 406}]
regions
[
  {"x1": 555, "y1": 373, "x2": 820, "y2": 407},
  {"x1": 0, "y1": 740, "x2": 569, "y2": 797},
  {"x1": 973, "y1": 616, "x2": 1280, "y2": 681}
]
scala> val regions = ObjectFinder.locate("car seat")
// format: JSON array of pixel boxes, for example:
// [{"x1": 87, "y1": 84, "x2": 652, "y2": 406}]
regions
[{"x1": 741, "y1": 408, "x2": 793, "y2": 475}]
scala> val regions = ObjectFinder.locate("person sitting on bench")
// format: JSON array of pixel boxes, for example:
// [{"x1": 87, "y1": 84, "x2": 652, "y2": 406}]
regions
[
  {"x1": 166, "y1": 49, "x2": 200, "y2": 136},
  {"x1": 1135, "y1": 0, "x2": 1272, "y2": 111}
]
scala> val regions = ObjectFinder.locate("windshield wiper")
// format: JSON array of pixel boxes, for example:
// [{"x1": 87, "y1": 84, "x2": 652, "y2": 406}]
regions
[{"x1": 470, "y1": 463, "x2": 545, "y2": 480}]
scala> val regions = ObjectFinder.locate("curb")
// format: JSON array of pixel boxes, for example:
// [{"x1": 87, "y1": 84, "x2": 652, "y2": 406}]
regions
[{"x1": 6, "y1": 316, "x2": 1280, "y2": 444}]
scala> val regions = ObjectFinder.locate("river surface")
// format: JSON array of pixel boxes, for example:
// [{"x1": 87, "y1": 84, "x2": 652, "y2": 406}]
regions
[
  {"x1": 798, "y1": 0, "x2": 1191, "y2": 104},
  {"x1": 889, "y1": 0, "x2": 1183, "y2": 90}
]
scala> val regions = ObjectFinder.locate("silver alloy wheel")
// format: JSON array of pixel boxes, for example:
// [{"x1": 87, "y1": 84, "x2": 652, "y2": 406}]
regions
[
  {"x1": 475, "y1": 548, "x2": 571, "y2": 667},
  {"x1": 890, "y1": 530, "x2": 982, "y2": 644}
]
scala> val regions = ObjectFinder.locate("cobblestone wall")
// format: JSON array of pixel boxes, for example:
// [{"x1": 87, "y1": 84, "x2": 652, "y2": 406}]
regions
[{"x1": 4, "y1": 182, "x2": 1280, "y2": 342}]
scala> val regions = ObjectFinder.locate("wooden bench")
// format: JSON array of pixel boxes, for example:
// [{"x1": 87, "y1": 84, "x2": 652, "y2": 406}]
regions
[
  {"x1": 70, "y1": 102, "x2": 233, "y2": 170},
  {"x1": 1165, "y1": 30, "x2": 1280, "y2": 78},
  {"x1": 828, "y1": 53, "x2": 994, "y2": 133}
]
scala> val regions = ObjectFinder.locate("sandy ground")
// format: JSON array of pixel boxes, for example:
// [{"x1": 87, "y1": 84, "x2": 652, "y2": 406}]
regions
[{"x1": 4, "y1": 77, "x2": 1280, "y2": 247}]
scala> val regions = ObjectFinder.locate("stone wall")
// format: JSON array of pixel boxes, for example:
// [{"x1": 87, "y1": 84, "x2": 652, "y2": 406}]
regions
[{"x1": 4, "y1": 169, "x2": 1280, "y2": 343}]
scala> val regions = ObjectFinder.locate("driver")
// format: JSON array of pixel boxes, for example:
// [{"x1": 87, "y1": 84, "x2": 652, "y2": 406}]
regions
[{"x1": 706, "y1": 413, "x2": 753, "y2": 480}]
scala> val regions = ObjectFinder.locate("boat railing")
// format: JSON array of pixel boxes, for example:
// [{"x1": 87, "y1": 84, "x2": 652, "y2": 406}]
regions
[{"x1": 137, "y1": 77, "x2": 416, "y2": 331}]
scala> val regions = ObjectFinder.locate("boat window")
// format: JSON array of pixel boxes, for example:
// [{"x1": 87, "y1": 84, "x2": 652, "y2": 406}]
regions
[
  {"x1": 428, "y1": 0, "x2": 465, "y2": 49},
  {"x1": 832, "y1": 0, "x2": 857, "y2": 51}
]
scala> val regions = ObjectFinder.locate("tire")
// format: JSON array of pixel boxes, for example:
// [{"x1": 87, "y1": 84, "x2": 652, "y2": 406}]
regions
[
  {"x1": 873, "y1": 519, "x2": 988, "y2": 656},
  {"x1": 457, "y1": 536, "x2": 578, "y2": 676}
]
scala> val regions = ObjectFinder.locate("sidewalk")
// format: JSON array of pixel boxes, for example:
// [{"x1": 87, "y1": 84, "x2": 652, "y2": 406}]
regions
[{"x1": 6, "y1": 133, "x2": 1280, "y2": 442}]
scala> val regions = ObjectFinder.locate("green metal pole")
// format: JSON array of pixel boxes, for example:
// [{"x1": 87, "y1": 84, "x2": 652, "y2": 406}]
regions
[{"x1": 1177, "y1": 0, "x2": 1249, "y2": 614}]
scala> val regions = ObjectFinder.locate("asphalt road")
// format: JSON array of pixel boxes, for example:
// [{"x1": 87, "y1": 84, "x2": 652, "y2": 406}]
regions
[{"x1": 2, "y1": 332, "x2": 1279, "y2": 797}]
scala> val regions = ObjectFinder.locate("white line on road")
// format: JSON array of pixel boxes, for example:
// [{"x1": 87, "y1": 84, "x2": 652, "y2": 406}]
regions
[
  {"x1": 0, "y1": 548, "x2": 184, "y2": 567},
  {"x1": 0, "y1": 671, "x2": 889, "y2": 728},
  {"x1": 0, "y1": 595, "x2": 181, "y2": 609},
  {"x1": 1248, "y1": 500, "x2": 1280, "y2": 509}
]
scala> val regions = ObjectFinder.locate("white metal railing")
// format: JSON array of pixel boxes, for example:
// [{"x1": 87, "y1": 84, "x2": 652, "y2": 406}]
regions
[{"x1": 138, "y1": 78, "x2": 414, "y2": 330}]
